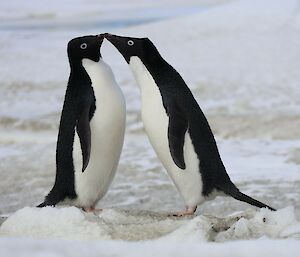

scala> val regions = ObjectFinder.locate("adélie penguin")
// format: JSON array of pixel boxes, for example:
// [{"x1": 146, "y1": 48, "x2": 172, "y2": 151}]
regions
[
  {"x1": 38, "y1": 34, "x2": 126, "y2": 212},
  {"x1": 105, "y1": 33, "x2": 275, "y2": 216}
]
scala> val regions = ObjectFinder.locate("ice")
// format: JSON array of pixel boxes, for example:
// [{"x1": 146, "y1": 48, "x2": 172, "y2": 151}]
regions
[{"x1": 1, "y1": 206, "x2": 300, "y2": 242}]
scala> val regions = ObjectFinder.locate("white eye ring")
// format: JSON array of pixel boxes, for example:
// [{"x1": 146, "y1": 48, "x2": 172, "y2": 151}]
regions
[
  {"x1": 127, "y1": 40, "x2": 134, "y2": 46},
  {"x1": 80, "y1": 43, "x2": 87, "y2": 49}
]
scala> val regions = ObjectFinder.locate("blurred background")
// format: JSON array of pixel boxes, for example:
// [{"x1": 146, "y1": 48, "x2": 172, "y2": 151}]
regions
[{"x1": 0, "y1": 0, "x2": 299, "y2": 218}]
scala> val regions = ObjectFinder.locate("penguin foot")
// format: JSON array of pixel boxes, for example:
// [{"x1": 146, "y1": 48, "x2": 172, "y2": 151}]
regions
[
  {"x1": 82, "y1": 207, "x2": 102, "y2": 213},
  {"x1": 169, "y1": 206, "x2": 197, "y2": 217}
]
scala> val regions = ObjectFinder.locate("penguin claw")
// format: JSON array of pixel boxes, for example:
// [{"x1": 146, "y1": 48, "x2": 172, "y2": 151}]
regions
[
  {"x1": 82, "y1": 207, "x2": 103, "y2": 213},
  {"x1": 168, "y1": 206, "x2": 197, "y2": 217}
]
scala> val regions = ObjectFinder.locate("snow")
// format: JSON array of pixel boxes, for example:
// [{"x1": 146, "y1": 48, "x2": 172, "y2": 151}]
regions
[
  {"x1": 0, "y1": 207, "x2": 111, "y2": 241},
  {"x1": 1, "y1": 206, "x2": 300, "y2": 256},
  {"x1": 0, "y1": 238, "x2": 299, "y2": 257},
  {"x1": 1, "y1": 0, "x2": 300, "y2": 255},
  {"x1": 1, "y1": 206, "x2": 300, "y2": 241}
]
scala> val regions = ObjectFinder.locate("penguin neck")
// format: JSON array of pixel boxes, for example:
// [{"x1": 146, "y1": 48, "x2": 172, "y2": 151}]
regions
[
  {"x1": 129, "y1": 49, "x2": 170, "y2": 92},
  {"x1": 142, "y1": 47, "x2": 167, "y2": 73},
  {"x1": 129, "y1": 54, "x2": 166, "y2": 90},
  {"x1": 129, "y1": 56, "x2": 163, "y2": 107},
  {"x1": 69, "y1": 59, "x2": 91, "y2": 83},
  {"x1": 81, "y1": 58, "x2": 120, "y2": 101}
]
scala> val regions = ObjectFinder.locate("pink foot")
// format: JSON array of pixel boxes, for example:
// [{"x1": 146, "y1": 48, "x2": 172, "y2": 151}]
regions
[
  {"x1": 82, "y1": 207, "x2": 102, "y2": 213},
  {"x1": 169, "y1": 206, "x2": 197, "y2": 217}
]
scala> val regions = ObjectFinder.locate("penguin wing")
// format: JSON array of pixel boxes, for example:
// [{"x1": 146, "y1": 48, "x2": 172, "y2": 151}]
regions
[
  {"x1": 76, "y1": 104, "x2": 91, "y2": 172},
  {"x1": 76, "y1": 89, "x2": 96, "y2": 172},
  {"x1": 167, "y1": 98, "x2": 188, "y2": 170}
]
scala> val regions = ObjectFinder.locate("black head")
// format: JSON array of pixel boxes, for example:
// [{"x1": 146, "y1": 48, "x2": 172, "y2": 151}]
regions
[
  {"x1": 67, "y1": 34, "x2": 104, "y2": 65},
  {"x1": 104, "y1": 33, "x2": 155, "y2": 63}
]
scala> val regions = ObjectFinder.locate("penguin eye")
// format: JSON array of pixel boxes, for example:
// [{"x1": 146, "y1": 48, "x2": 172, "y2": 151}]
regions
[
  {"x1": 127, "y1": 40, "x2": 134, "y2": 46},
  {"x1": 80, "y1": 43, "x2": 88, "y2": 49}
]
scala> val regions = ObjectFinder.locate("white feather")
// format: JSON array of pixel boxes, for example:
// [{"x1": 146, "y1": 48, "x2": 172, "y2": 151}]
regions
[
  {"x1": 71, "y1": 58, "x2": 126, "y2": 208},
  {"x1": 129, "y1": 56, "x2": 203, "y2": 207}
]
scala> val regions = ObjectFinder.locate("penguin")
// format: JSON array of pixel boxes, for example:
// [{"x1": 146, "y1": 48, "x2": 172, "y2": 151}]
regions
[
  {"x1": 38, "y1": 34, "x2": 126, "y2": 212},
  {"x1": 105, "y1": 33, "x2": 275, "y2": 216}
]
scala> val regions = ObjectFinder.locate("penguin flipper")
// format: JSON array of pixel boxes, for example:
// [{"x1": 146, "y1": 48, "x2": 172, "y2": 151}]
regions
[
  {"x1": 76, "y1": 103, "x2": 92, "y2": 172},
  {"x1": 167, "y1": 98, "x2": 188, "y2": 170}
]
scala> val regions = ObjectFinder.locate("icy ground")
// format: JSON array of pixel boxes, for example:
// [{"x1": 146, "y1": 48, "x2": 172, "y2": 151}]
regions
[
  {"x1": 1, "y1": 206, "x2": 300, "y2": 256},
  {"x1": 1, "y1": 206, "x2": 300, "y2": 241},
  {"x1": 1, "y1": 0, "x2": 300, "y2": 255}
]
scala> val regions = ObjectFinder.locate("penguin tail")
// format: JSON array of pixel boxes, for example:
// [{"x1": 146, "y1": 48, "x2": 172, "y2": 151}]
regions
[
  {"x1": 220, "y1": 183, "x2": 276, "y2": 211},
  {"x1": 36, "y1": 202, "x2": 48, "y2": 208},
  {"x1": 36, "y1": 188, "x2": 74, "y2": 208},
  {"x1": 36, "y1": 197, "x2": 58, "y2": 208}
]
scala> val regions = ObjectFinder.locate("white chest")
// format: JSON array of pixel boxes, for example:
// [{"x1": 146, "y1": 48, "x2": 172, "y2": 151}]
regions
[
  {"x1": 71, "y1": 58, "x2": 126, "y2": 208},
  {"x1": 129, "y1": 57, "x2": 204, "y2": 207}
]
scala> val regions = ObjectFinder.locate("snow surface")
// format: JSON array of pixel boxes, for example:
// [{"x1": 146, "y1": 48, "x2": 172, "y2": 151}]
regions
[
  {"x1": 0, "y1": 237, "x2": 299, "y2": 257},
  {"x1": 1, "y1": 206, "x2": 300, "y2": 241},
  {"x1": 1, "y1": 0, "x2": 300, "y2": 256},
  {"x1": 1, "y1": 206, "x2": 300, "y2": 256}
]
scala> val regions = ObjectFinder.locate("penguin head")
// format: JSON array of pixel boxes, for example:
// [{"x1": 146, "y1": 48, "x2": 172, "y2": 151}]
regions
[
  {"x1": 104, "y1": 33, "x2": 154, "y2": 63},
  {"x1": 67, "y1": 35, "x2": 104, "y2": 64}
]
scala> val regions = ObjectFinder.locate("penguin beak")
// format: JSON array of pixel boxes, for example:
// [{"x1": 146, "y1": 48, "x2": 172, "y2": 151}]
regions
[
  {"x1": 104, "y1": 33, "x2": 125, "y2": 45},
  {"x1": 97, "y1": 34, "x2": 105, "y2": 44},
  {"x1": 104, "y1": 34, "x2": 127, "y2": 52},
  {"x1": 104, "y1": 33, "x2": 136, "y2": 63},
  {"x1": 104, "y1": 33, "x2": 113, "y2": 39}
]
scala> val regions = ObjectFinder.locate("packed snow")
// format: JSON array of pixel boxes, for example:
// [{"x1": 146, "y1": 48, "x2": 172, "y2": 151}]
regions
[
  {"x1": 1, "y1": 0, "x2": 300, "y2": 256},
  {"x1": 1, "y1": 206, "x2": 300, "y2": 241},
  {"x1": 0, "y1": 237, "x2": 299, "y2": 257},
  {"x1": 1, "y1": 206, "x2": 300, "y2": 256}
]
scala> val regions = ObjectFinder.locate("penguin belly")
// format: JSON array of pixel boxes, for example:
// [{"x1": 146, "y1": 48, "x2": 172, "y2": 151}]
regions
[
  {"x1": 130, "y1": 57, "x2": 203, "y2": 207},
  {"x1": 72, "y1": 59, "x2": 126, "y2": 208}
]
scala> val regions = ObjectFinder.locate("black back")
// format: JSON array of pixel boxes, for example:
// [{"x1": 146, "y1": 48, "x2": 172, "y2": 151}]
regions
[
  {"x1": 38, "y1": 35, "x2": 103, "y2": 206},
  {"x1": 141, "y1": 40, "x2": 232, "y2": 196}
]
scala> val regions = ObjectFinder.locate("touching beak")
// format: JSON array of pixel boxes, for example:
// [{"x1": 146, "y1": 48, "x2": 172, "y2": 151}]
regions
[
  {"x1": 103, "y1": 33, "x2": 125, "y2": 45},
  {"x1": 103, "y1": 33, "x2": 113, "y2": 39},
  {"x1": 103, "y1": 33, "x2": 132, "y2": 63},
  {"x1": 97, "y1": 33, "x2": 105, "y2": 44}
]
